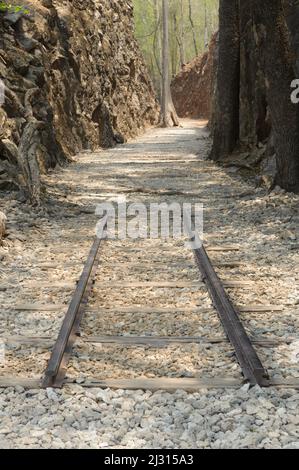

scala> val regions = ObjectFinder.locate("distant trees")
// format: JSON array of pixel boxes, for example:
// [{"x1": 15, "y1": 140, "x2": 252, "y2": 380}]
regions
[{"x1": 133, "y1": 0, "x2": 219, "y2": 96}]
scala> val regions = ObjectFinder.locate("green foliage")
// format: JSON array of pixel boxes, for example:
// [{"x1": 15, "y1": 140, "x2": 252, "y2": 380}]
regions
[
  {"x1": 133, "y1": 0, "x2": 219, "y2": 95},
  {"x1": 0, "y1": 2, "x2": 30, "y2": 14}
]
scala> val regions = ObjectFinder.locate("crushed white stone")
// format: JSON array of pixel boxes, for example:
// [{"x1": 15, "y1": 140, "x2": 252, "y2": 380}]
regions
[{"x1": 0, "y1": 385, "x2": 298, "y2": 449}]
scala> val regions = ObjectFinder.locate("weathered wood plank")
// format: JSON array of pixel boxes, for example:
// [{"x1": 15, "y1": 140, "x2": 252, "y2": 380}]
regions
[
  {"x1": 270, "y1": 379, "x2": 299, "y2": 389},
  {"x1": 36, "y1": 263, "x2": 80, "y2": 270},
  {"x1": 117, "y1": 246, "x2": 240, "y2": 253},
  {"x1": 85, "y1": 335, "x2": 286, "y2": 347},
  {"x1": 214, "y1": 262, "x2": 243, "y2": 268},
  {"x1": 85, "y1": 335, "x2": 215, "y2": 346},
  {"x1": 207, "y1": 246, "x2": 240, "y2": 252},
  {"x1": 10, "y1": 304, "x2": 282, "y2": 314},
  {"x1": 86, "y1": 305, "x2": 282, "y2": 315},
  {"x1": 238, "y1": 306, "x2": 283, "y2": 313},
  {"x1": 1, "y1": 336, "x2": 53, "y2": 346},
  {"x1": 99, "y1": 281, "x2": 204, "y2": 289},
  {"x1": 86, "y1": 306, "x2": 211, "y2": 314},
  {"x1": 109, "y1": 261, "x2": 196, "y2": 269},
  {"x1": 21, "y1": 282, "x2": 76, "y2": 289},
  {"x1": 108, "y1": 261, "x2": 243, "y2": 269},
  {"x1": 97, "y1": 280, "x2": 254, "y2": 289},
  {"x1": 14, "y1": 280, "x2": 255, "y2": 289},
  {"x1": 0, "y1": 334, "x2": 286, "y2": 348},
  {"x1": 0, "y1": 376, "x2": 298, "y2": 390},
  {"x1": 0, "y1": 377, "x2": 41, "y2": 388},
  {"x1": 223, "y1": 281, "x2": 255, "y2": 288},
  {"x1": 13, "y1": 304, "x2": 66, "y2": 312},
  {"x1": 65, "y1": 377, "x2": 242, "y2": 391}
]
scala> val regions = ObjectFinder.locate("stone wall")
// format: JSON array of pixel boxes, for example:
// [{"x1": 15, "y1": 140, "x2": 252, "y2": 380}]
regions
[{"x1": 0, "y1": 0, "x2": 159, "y2": 202}]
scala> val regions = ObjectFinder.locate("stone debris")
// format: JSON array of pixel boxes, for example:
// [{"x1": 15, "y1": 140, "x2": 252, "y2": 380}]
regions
[{"x1": 0, "y1": 386, "x2": 298, "y2": 449}]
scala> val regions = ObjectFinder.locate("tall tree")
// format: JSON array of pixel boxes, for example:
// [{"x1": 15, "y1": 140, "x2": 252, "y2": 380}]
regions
[
  {"x1": 161, "y1": 0, "x2": 179, "y2": 127},
  {"x1": 210, "y1": 0, "x2": 240, "y2": 160},
  {"x1": 180, "y1": 0, "x2": 186, "y2": 64},
  {"x1": 153, "y1": 0, "x2": 162, "y2": 100},
  {"x1": 210, "y1": 0, "x2": 299, "y2": 192},
  {"x1": 204, "y1": 1, "x2": 209, "y2": 48},
  {"x1": 188, "y1": 0, "x2": 198, "y2": 56},
  {"x1": 252, "y1": 0, "x2": 299, "y2": 192},
  {"x1": 173, "y1": 10, "x2": 184, "y2": 68}
]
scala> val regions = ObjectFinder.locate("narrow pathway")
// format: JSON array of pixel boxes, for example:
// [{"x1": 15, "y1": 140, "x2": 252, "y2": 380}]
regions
[{"x1": 0, "y1": 120, "x2": 299, "y2": 448}]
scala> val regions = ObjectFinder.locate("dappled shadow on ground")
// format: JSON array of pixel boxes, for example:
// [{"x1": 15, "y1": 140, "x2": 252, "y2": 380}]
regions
[{"x1": 0, "y1": 119, "x2": 298, "y2": 383}]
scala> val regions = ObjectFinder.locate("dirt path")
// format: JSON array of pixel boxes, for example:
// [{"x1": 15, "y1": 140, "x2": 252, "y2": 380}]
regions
[{"x1": 0, "y1": 119, "x2": 299, "y2": 448}]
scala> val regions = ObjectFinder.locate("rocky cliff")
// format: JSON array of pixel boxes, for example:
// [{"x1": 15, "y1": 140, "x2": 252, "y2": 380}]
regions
[
  {"x1": 170, "y1": 34, "x2": 217, "y2": 120},
  {"x1": 0, "y1": 0, "x2": 159, "y2": 203}
]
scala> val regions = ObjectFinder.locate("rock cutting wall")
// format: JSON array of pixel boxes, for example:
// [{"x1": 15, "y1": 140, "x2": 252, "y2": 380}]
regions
[
  {"x1": 170, "y1": 34, "x2": 217, "y2": 120},
  {"x1": 0, "y1": 0, "x2": 159, "y2": 203}
]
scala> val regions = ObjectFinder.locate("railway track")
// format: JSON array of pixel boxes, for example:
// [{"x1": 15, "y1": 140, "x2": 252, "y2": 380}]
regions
[
  {"x1": 0, "y1": 224, "x2": 297, "y2": 390},
  {"x1": 36, "y1": 221, "x2": 275, "y2": 391},
  {"x1": 1, "y1": 124, "x2": 298, "y2": 391}
]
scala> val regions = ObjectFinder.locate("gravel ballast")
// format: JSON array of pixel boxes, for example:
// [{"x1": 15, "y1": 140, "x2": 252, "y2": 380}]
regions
[{"x1": 0, "y1": 120, "x2": 299, "y2": 449}]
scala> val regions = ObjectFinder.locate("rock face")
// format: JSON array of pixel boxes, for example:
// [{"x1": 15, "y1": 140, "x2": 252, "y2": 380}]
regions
[
  {"x1": 171, "y1": 34, "x2": 217, "y2": 120},
  {"x1": 0, "y1": 1, "x2": 159, "y2": 203},
  {"x1": 0, "y1": 211, "x2": 6, "y2": 241}
]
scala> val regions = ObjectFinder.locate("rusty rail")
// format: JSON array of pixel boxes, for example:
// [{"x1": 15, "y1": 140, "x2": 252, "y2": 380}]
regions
[
  {"x1": 184, "y1": 217, "x2": 270, "y2": 387},
  {"x1": 42, "y1": 220, "x2": 107, "y2": 388}
]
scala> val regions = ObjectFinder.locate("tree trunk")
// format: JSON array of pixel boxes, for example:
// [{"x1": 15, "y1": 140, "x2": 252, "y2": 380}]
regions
[
  {"x1": 204, "y1": 1, "x2": 209, "y2": 49},
  {"x1": 238, "y1": 1, "x2": 270, "y2": 149},
  {"x1": 170, "y1": 12, "x2": 178, "y2": 76},
  {"x1": 174, "y1": 12, "x2": 185, "y2": 68},
  {"x1": 210, "y1": 0, "x2": 240, "y2": 161},
  {"x1": 161, "y1": 0, "x2": 179, "y2": 127},
  {"x1": 188, "y1": 0, "x2": 198, "y2": 56},
  {"x1": 253, "y1": 0, "x2": 299, "y2": 192},
  {"x1": 211, "y1": 0, "x2": 240, "y2": 160},
  {"x1": 210, "y1": 0, "x2": 299, "y2": 192},
  {"x1": 180, "y1": 0, "x2": 186, "y2": 65}
]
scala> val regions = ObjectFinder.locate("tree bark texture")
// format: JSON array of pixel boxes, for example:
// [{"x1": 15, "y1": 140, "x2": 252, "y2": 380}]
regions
[
  {"x1": 210, "y1": 0, "x2": 299, "y2": 192},
  {"x1": 210, "y1": 0, "x2": 240, "y2": 161}
]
